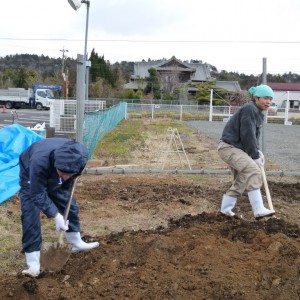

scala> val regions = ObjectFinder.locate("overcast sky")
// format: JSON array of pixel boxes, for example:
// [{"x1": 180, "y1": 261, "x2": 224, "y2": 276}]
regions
[{"x1": 1, "y1": 0, "x2": 300, "y2": 75}]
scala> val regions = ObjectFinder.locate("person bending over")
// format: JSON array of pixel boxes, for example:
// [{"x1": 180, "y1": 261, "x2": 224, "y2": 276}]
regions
[{"x1": 19, "y1": 138, "x2": 99, "y2": 277}]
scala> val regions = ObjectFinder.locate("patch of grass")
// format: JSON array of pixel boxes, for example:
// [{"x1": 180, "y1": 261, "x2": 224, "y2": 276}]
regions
[
  {"x1": 0, "y1": 199, "x2": 61, "y2": 273},
  {"x1": 146, "y1": 119, "x2": 194, "y2": 135},
  {"x1": 0, "y1": 200, "x2": 24, "y2": 272},
  {"x1": 118, "y1": 238, "x2": 128, "y2": 245},
  {"x1": 93, "y1": 120, "x2": 146, "y2": 162},
  {"x1": 92, "y1": 119, "x2": 196, "y2": 165}
]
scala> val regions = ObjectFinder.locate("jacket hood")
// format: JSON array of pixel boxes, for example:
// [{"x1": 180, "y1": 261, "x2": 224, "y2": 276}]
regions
[{"x1": 54, "y1": 141, "x2": 88, "y2": 174}]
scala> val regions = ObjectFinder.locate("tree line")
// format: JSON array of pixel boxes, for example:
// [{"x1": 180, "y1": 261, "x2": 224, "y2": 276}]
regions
[{"x1": 0, "y1": 52, "x2": 299, "y2": 105}]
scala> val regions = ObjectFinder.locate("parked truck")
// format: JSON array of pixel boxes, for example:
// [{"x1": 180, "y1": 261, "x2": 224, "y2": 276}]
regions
[{"x1": 0, "y1": 85, "x2": 62, "y2": 110}]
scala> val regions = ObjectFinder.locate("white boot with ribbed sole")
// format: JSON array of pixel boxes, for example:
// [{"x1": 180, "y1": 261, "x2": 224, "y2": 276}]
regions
[
  {"x1": 22, "y1": 251, "x2": 40, "y2": 277},
  {"x1": 248, "y1": 189, "x2": 275, "y2": 218},
  {"x1": 221, "y1": 194, "x2": 237, "y2": 216},
  {"x1": 65, "y1": 232, "x2": 99, "y2": 253}
]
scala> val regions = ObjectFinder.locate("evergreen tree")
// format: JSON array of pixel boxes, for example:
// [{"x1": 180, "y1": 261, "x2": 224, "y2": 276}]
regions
[
  {"x1": 144, "y1": 68, "x2": 161, "y2": 99},
  {"x1": 89, "y1": 49, "x2": 116, "y2": 87},
  {"x1": 2, "y1": 66, "x2": 36, "y2": 88}
]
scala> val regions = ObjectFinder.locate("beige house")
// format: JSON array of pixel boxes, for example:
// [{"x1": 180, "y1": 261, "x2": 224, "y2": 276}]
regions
[{"x1": 124, "y1": 56, "x2": 241, "y2": 95}]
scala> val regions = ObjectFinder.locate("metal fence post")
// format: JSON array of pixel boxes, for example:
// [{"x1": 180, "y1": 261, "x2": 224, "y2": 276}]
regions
[
  {"x1": 151, "y1": 104, "x2": 154, "y2": 119},
  {"x1": 76, "y1": 54, "x2": 85, "y2": 143},
  {"x1": 180, "y1": 105, "x2": 182, "y2": 121},
  {"x1": 285, "y1": 91, "x2": 289, "y2": 124},
  {"x1": 124, "y1": 102, "x2": 128, "y2": 120},
  {"x1": 209, "y1": 89, "x2": 213, "y2": 121}
]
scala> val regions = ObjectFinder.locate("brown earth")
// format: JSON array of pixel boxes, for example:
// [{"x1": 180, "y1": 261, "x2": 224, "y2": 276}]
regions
[{"x1": 0, "y1": 126, "x2": 300, "y2": 300}]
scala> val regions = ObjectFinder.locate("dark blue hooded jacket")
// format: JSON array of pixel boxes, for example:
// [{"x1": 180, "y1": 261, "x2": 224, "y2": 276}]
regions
[{"x1": 19, "y1": 138, "x2": 88, "y2": 218}]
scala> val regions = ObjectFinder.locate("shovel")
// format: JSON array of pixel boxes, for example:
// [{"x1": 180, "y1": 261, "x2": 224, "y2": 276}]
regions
[
  {"x1": 258, "y1": 152, "x2": 273, "y2": 210},
  {"x1": 260, "y1": 165, "x2": 274, "y2": 210},
  {"x1": 40, "y1": 175, "x2": 80, "y2": 272}
]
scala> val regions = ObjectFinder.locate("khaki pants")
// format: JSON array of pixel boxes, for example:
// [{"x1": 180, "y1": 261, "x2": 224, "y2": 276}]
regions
[{"x1": 218, "y1": 142, "x2": 262, "y2": 197}]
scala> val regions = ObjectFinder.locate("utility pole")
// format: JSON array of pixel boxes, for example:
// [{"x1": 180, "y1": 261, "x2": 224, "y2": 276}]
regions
[
  {"x1": 261, "y1": 58, "x2": 267, "y2": 156},
  {"x1": 76, "y1": 54, "x2": 85, "y2": 144},
  {"x1": 60, "y1": 47, "x2": 69, "y2": 99},
  {"x1": 60, "y1": 47, "x2": 69, "y2": 73}
]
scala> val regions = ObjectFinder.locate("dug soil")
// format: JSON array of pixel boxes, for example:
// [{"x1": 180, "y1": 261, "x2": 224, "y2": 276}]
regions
[{"x1": 1, "y1": 124, "x2": 300, "y2": 300}]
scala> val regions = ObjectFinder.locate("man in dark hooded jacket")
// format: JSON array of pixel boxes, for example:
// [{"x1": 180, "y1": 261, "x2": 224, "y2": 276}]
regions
[{"x1": 19, "y1": 138, "x2": 99, "y2": 277}]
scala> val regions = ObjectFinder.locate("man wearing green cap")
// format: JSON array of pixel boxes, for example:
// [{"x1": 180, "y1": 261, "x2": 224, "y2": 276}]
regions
[{"x1": 218, "y1": 84, "x2": 275, "y2": 219}]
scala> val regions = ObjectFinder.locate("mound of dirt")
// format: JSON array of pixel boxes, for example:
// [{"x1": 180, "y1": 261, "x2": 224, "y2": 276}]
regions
[
  {"x1": 1, "y1": 173, "x2": 300, "y2": 300},
  {"x1": 1, "y1": 124, "x2": 300, "y2": 299}
]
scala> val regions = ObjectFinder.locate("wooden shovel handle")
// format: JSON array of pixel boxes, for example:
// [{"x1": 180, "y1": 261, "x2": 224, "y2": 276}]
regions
[
  {"x1": 63, "y1": 176, "x2": 80, "y2": 221},
  {"x1": 58, "y1": 231, "x2": 64, "y2": 246},
  {"x1": 58, "y1": 176, "x2": 80, "y2": 246},
  {"x1": 260, "y1": 166, "x2": 273, "y2": 210}
]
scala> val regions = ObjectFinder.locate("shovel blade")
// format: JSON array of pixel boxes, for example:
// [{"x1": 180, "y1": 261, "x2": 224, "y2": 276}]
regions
[{"x1": 40, "y1": 242, "x2": 72, "y2": 272}]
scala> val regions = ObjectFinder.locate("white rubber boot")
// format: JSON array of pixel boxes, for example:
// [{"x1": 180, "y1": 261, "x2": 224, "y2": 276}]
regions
[
  {"x1": 221, "y1": 194, "x2": 237, "y2": 216},
  {"x1": 248, "y1": 189, "x2": 275, "y2": 218},
  {"x1": 22, "y1": 251, "x2": 40, "y2": 277},
  {"x1": 65, "y1": 232, "x2": 99, "y2": 253}
]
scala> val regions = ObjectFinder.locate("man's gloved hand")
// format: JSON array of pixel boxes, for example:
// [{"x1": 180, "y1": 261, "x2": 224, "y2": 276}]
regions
[
  {"x1": 53, "y1": 213, "x2": 69, "y2": 231},
  {"x1": 254, "y1": 157, "x2": 263, "y2": 167},
  {"x1": 254, "y1": 150, "x2": 265, "y2": 167},
  {"x1": 258, "y1": 150, "x2": 265, "y2": 163}
]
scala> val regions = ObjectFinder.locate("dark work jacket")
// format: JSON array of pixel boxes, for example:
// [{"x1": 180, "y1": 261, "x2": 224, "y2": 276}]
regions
[
  {"x1": 221, "y1": 102, "x2": 264, "y2": 159},
  {"x1": 19, "y1": 138, "x2": 88, "y2": 218}
]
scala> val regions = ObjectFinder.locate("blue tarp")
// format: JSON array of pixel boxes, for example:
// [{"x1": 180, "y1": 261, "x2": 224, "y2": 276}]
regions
[{"x1": 0, "y1": 124, "x2": 44, "y2": 204}]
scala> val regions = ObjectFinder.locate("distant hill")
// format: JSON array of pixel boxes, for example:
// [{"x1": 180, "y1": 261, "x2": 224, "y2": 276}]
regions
[
  {"x1": 0, "y1": 54, "x2": 299, "y2": 91},
  {"x1": 0, "y1": 54, "x2": 69, "y2": 78},
  {"x1": 0, "y1": 54, "x2": 135, "y2": 79}
]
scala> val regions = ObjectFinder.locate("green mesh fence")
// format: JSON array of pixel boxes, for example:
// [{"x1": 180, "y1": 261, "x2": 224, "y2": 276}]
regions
[{"x1": 83, "y1": 102, "x2": 127, "y2": 159}]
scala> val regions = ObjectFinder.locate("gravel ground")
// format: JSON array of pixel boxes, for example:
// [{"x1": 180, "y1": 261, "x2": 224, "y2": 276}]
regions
[{"x1": 187, "y1": 121, "x2": 300, "y2": 172}]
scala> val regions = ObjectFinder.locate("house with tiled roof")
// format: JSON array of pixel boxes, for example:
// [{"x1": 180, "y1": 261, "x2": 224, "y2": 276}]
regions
[
  {"x1": 124, "y1": 56, "x2": 241, "y2": 95},
  {"x1": 268, "y1": 82, "x2": 300, "y2": 109}
]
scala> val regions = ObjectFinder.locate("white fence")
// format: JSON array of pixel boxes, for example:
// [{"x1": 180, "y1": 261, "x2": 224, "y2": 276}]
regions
[
  {"x1": 49, "y1": 100, "x2": 106, "y2": 133},
  {"x1": 49, "y1": 101, "x2": 299, "y2": 135},
  {"x1": 126, "y1": 103, "x2": 299, "y2": 124}
]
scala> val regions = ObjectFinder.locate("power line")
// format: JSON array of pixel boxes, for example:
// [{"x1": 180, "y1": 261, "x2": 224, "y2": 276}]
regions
[{"x1": 1, "y1": 37, "x2": 300, "y2": 44}]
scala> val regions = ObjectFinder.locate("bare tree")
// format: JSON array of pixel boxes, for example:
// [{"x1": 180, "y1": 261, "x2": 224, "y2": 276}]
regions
[
  {"x1": 227, "y1": 91, "x2": 251, "y2": 106},
  {"x1": 159, "y1": 61, "x2": 182, "y2": 95}
]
